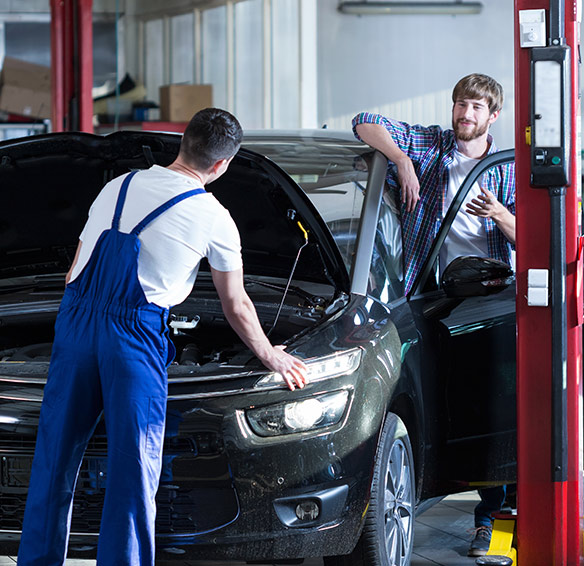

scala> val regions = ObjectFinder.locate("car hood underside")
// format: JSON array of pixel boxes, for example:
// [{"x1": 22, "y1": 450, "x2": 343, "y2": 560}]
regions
[
  {"x1": 0, "y1": 131, "x2": 349, "y2": 378},
  {"x1": 0, "y1": 131, "x2": 348, "y2": 292}
]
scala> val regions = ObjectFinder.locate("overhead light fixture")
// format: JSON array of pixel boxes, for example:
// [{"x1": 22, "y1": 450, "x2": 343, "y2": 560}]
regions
[{"x1": 338, "y1": 1, "x2": 483, "y2": 15}]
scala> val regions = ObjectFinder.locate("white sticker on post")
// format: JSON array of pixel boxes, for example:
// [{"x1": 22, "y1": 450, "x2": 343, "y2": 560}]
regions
[{"x1": 527, "y1": 268, "x2": 549, "y2": 307}]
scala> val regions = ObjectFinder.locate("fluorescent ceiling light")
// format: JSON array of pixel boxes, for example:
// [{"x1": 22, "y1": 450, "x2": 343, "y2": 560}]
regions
[{"x1": 338, "y1": 1, "x2": 484, "y2": 15}]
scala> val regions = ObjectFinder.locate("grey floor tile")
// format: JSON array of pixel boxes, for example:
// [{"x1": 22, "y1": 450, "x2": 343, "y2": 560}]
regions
[
  {"x1": 415, "y1": 495, "x2": 477, "y2": 546},
  {"x1": 410, "y1": 552, "x2": 442, "y2": 566},
  {"x1": 0, "y1": 558, "x2": 16, "y2": 565},
  {"x1": 412, "y1": 548, "x2": 477, "y2": 566},
  {"x1": 439, "y1": 492, "x2": 481, "y2": 515}
]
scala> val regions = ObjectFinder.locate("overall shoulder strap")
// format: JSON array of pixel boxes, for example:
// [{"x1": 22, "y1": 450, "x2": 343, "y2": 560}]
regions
[
  {"x1": 131, "y1": 188, "x2": 206, "y2": 236},
  {"x1": 111, "y1": 170, "x2": 139, "y2": 230}
]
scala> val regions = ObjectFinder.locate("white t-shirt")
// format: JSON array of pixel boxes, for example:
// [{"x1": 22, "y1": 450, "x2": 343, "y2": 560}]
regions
[
  {"x1": 439, "y1": 150, "x2": 489, "y2": 273},
  {"x1": 70, "y1": 165, "x2": 243, "y2": 308}
]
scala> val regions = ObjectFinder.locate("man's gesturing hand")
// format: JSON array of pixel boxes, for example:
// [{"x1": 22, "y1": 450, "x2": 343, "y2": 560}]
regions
[
  {"x1": 466, "y1": 186, "x2": 505, "y2": 219},
  {"x1": 465, "y1": 186, "x2": 516, "y2": 245}
]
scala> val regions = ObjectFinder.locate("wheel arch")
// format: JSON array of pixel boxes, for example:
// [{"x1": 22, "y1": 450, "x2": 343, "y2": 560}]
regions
[{"x1": 389, "y1": 393, "x2": 424, "y2": 502}]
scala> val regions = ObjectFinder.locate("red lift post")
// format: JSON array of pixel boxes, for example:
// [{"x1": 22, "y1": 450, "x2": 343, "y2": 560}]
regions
[
  {"x1": 515, "y1": 1, "x2": 583, "y2": 565},
  {"x1": 50, "y1": 0, "x2": 94, "y2": 133}
]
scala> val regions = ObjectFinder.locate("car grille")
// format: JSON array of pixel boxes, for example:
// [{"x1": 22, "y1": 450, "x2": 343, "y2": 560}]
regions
[
  {"x1": 0, "y1": 434, "x2": 239, "y2": 535},
  {"x1": 0, "y1": 434, "x2": 108, "y2": 453}
]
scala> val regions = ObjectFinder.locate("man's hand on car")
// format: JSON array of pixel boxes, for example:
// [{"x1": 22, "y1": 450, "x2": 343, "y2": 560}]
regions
[
  {"x1": 268, "y1": 345, "x2": 308, "y2": 391},
  {"x1": 396, "y1": 156, "x2": 420, "y2": 213}
]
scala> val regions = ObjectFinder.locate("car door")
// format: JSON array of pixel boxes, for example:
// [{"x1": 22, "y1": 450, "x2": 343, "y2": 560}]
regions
[{"x1": 408, "y1": 150, "x2": 516, "y2": 488}]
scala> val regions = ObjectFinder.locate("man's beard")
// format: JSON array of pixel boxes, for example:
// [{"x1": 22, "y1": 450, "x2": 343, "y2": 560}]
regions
[{"x1": 453, "y1": 118, "x2": 489, "y2": 141}]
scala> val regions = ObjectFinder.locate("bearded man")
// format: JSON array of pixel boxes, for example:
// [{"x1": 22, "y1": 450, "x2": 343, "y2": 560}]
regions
[
  {"x1": 353, "y1": 74, "x2": 515, "y2": 557},
  {"x1": 352, "y1": 73, "x2": 515, "y2": 294}
]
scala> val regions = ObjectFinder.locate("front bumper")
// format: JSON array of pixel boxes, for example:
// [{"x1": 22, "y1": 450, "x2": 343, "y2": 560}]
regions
[{"x1": 0, "y1": 375, "x2": 382, "y2": 560}]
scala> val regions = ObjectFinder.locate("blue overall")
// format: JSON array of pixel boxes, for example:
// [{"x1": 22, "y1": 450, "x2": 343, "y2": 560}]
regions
[{"x1": 18, "y1": 171, "x2": 205, "y2": 566}]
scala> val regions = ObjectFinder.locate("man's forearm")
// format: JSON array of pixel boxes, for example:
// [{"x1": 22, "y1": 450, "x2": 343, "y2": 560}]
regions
[
  {"x1": 355, "y1": 123, "x2": 408, "y2": 164},
  {"x1": 355, "y1": 122, "x2": 420, "y2": 212},
  {"x1": 220, "y1": 294, "x2": 275, "y2": 364},
  {"x1": 493, "y1": 208, "x2": 516, "y2": 245}
]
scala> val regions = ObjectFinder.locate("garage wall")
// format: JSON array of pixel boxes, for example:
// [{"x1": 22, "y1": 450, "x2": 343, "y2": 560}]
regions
[
  {"x1": 317, "y1": 0, "x2": 516, "y2": 149},
  {"x1": 0, "y1": 0, "x2": 578, "y2": 150},
  {"x1": 134, "y1": 0, "x2": 316, "y2": 130}
]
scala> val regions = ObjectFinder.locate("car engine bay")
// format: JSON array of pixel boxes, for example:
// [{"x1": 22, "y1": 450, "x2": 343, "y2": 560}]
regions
[{"x1": 0, "y1": 274, "x2": 335, "y2": 374}]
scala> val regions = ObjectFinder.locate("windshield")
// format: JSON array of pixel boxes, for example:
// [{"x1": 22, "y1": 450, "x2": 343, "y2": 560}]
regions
[{"x1": 242, "y1": 133, "x2": 371, "y2": 275}]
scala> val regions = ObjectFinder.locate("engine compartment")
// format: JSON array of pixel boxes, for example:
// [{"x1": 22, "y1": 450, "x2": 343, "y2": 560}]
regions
[
  {"x1": 0, "y1": 131, "x2": 349, "y2": 378},
  {"x1": 0, "y1": 275, "x2": 334, "y2": 374}
]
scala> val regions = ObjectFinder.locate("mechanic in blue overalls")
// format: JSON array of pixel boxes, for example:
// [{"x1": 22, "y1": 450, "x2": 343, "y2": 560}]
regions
[{"x1": 17, "y1": 108, "x2": 307, "y2": 566}]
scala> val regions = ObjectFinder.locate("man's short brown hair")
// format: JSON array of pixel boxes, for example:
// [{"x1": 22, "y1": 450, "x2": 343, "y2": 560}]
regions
[
  {"x1": 180, "y1": 107, "x2": 243, "y2": 171},
  {"x1": 452, "y1": 73, "x2": 504, "y2": 115}
]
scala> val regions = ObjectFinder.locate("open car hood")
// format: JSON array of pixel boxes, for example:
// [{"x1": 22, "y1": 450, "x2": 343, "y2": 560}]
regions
[{"x1": 0, "y1": 131, "x2": 349, "y2": 293}]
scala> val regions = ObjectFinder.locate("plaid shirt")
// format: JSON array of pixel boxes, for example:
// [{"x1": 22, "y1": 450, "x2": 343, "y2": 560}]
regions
[{"x1": 352, "y1": 112, "x2": 516, "y2": 293}]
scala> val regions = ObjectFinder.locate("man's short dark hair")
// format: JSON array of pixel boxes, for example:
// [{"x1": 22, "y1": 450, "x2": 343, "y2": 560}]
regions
[
  {"x1": 180, "y1": 108, "x2": 243, "y2": 171},
  {"x1": 452, "y1": 74, "x2": 504, "y2": 115}
]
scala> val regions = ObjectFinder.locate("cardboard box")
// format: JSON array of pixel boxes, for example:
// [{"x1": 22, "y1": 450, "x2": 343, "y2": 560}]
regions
[
  {"x1": 159, "y1": 84, "x2": 213, "y2": 123},
  {"x1": 0, "y1": 57, "x2": 51, "y2": 119}
]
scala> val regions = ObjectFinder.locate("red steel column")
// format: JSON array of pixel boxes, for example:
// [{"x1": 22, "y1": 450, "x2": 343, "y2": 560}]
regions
[
  {"x1": 514, "y1": 1, "x2": 583, "y2": 565},
  {"x1": 77, "y1": 0, "x2": 94, "y2": 132},
  {"x1": 564, "y1": 10, "x2": 583, "y2": 563},
  {"x1": 50, "y1": 0, "x2": 65, "y2": 132},
  {"x1": 50, "y1": 0, "x2": 94, "y2": 132},
  {"x1": 63, "y1": 0, "x2": 75, "y2": 130}
]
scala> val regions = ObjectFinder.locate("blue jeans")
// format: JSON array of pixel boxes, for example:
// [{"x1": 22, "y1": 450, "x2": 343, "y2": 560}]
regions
[{"x1": 474, "y1": 485, "x2": 507, "y2": 528}]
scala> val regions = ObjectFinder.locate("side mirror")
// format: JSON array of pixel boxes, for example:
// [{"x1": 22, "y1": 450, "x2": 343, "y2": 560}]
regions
[{"x1": 441, "y1": 256, "x2": 514, "y2": 298}]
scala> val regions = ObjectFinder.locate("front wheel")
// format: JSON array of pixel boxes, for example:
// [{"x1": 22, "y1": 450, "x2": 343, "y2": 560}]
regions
[{"x1": 324, "y1": 413, "x2": 415, "y2": 566}]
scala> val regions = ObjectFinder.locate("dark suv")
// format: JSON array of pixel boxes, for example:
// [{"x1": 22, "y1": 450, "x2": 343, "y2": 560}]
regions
[{"x1": 0, "y1": 130, "x2": 516, "y2": 566}]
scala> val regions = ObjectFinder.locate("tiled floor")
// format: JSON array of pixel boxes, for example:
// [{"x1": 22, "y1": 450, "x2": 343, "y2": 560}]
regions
[{"x1": 0, "y1": 492, "x2": 481, "y2": 566}]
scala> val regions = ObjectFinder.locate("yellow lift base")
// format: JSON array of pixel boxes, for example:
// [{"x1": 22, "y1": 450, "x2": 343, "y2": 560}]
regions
[{"x1": 475, "y1": 513, "x2": 517, "y2": 566}]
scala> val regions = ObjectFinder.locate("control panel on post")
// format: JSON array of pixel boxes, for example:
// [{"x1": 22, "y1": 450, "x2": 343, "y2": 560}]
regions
[{"x1": 530, "y1": 45, "x2": 571, "y2": 188}]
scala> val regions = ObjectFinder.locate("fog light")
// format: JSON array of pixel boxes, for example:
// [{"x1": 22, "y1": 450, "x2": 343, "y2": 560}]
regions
[{"x1": 295, "y1": 501, "x2": 320, "y2": 521}]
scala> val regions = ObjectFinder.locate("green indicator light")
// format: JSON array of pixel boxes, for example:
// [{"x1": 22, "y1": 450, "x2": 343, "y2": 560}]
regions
[{"x1": 552, "y1": 156, "x2": 561, "y2": 165}]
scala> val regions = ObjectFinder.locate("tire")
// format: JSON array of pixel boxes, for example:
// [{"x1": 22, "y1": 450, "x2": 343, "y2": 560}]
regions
[{"x1": 324, "y1": 414, "x2": 415, "y2": 566}]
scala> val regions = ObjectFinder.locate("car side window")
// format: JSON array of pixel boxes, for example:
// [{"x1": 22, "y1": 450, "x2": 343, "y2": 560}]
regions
[
  {"x1": 367, "y1": 187, "x2": 404, "y2": 303},
  {"x1": 306, "y1": 181, "x2": 365, "y2": 275}
]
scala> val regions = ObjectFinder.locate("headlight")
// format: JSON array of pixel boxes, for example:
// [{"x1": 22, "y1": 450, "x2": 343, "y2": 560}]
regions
[
  {"x1": 246, "y1": 390, "x2": 350, "y2": 436},
  {"x1": 255, "y1": 348, "x2": 362, "y2": 388}
]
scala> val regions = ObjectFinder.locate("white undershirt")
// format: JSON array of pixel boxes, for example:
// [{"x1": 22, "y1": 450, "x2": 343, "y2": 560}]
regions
[
  {"x1": 439, "y1": 150, "x2": 489, "y2": 273},
  {"x1": 69, "y1": 165, "x2": 243, "y2": 308}
]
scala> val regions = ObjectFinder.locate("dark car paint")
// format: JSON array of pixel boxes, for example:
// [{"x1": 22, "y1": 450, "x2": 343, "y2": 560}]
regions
[
  {"x1": 406, "y1": 149, "x2": 517, "y2": 490},
  {"x1": 409, "y1": 283, "x2": 516, "y2": 488},
  {"x1": 0, "y1": 130, "x2": 516, "y2": 560},
  {"x1": 0, "y1": 293, "x2": 405, "y2": 558}
]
